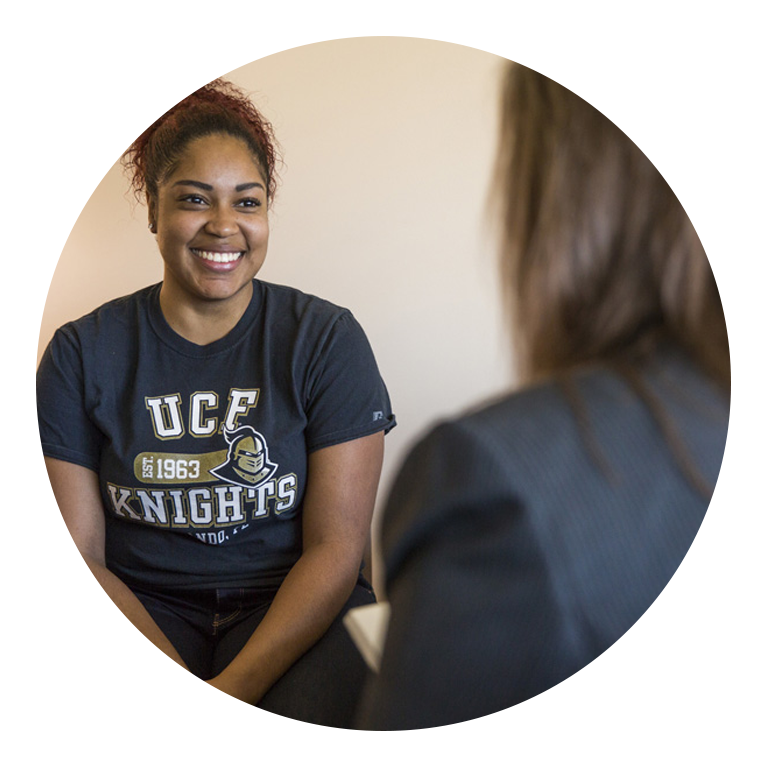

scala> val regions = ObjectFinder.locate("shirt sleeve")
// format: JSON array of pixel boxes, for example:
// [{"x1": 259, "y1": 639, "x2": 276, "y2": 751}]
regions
[
  {"x1": 303, "y1": 310, "x2": 396, "y2": 452},
  {"x1": 37, "y1": 326, "x2": 103, "y2": 472},
  {"x1": 356, "y1": 419, "x2": 580, "y2": 729}
]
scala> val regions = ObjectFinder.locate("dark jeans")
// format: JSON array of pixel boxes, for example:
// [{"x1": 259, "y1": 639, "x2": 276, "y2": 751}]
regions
[{"x1": 132, "y1": 577, "x2": 376, "y2": 728}]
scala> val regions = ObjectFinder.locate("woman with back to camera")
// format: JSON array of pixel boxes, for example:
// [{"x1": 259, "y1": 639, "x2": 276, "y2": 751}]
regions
[
  {"x1": 37, "y1": 79, "x2": 395, "y2": 727},
  {"x1": 358, "y1": 63, "x2": 729, "y2": 729}
]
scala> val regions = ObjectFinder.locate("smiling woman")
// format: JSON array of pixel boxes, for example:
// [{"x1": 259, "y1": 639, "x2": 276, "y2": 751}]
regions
[
  {"x1": 124, "y1": 80, "x2": 278, "y2": 344},
  {"x1": 36, "y1": 79, "x2": 396, "y2": 727},
  {"x1": 153, "y1": 134, "x2": 271, "y2": 343}
]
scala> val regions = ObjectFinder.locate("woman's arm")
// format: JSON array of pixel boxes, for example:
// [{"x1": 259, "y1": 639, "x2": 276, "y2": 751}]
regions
[
  {"x1": 206, "y1": 430, "x2": 384, "y2": 703},
  {"x1": 35, "y1": 456, "x2": 195, "y2": 731},
  {"x1": 356, "y1": 419, "x2": 581, "y2": 729}
]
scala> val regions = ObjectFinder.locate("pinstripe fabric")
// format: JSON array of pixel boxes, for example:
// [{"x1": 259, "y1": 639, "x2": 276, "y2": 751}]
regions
[{"x1": 359, "y1": 346, "x2": 728, "y2": 729}]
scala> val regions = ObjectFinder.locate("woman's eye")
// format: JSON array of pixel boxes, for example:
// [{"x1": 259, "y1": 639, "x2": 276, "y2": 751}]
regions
[
  {"x1": 179, "y1": 195, "x2": 207, "y2": 206},
  {"x1": 237, "y1": 197, "x2": 263, "y2": 208}
]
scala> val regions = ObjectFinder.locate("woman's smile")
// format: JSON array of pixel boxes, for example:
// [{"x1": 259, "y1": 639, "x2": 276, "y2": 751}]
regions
[{"x1": 191, "y1": 248, "x2": 245, "y2": 265}]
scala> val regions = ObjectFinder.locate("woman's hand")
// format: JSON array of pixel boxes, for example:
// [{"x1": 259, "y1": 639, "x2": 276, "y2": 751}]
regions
[
  {"x1": 206, "y1": 432, "x2": 384, "y2": 704},
  {"x1": 152, "y1": 676, "x2": 255, "y2": 732}
]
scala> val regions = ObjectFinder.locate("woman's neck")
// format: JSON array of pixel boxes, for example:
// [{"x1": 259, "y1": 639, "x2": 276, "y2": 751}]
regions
[{"x1": 159, "y1": 280, "x2": 254, "y2": 346}]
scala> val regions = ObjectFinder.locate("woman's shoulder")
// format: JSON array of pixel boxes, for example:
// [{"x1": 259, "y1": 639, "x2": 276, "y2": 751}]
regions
[
  {"x1": 425, "y1": 376, "x2": 578, "y2": 461},
  {"x1": 54, "y1": 284, "x2": 160, "y2": 339},
  {"x1": 44, "y1": 285, "x2": 161, "y2": 366},
  {"x1": 401, "y1": 349, "x2": 727, "y2": 505},
  {"x1": 259, "y1": 280, "x2": 349, "y2": 319},
  {"x1": 384, "y1": 383, "x2": 570, "y2": 518},
  {"x1": 382, "y1": 348, "x2": 726, "y2": 580},
  {"x1": 257, "y1": 280, "x2": 367, "y2": 347}
]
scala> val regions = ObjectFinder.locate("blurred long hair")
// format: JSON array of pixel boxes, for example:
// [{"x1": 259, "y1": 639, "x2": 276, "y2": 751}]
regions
[{"x1": 493, "y1": 64, "x2": 729, "y2": 392}]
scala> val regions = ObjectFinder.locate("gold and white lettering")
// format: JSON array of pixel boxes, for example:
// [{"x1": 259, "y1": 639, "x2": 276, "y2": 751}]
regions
[
  {"x1": 107, "y1": 484, "x2": 141, "y2": 520},
  {"x1": 189, "y1": 392, "x2": 218, "y2": 437},
  {"x1": 222, "y1": 389, "x2": 260, "y2": 432},
  {"x1": 214, "y1": 485, "x2": 246, "y2": 524},
  {"x1": 135, "y1": 489, "x2": 168, "y2": 525},
  {"x1": 188, "y1": 487, "x2": 213, "y2": 525},
  {"x1": 145, "y1": 394, "x2": 184, "y2": 439}
]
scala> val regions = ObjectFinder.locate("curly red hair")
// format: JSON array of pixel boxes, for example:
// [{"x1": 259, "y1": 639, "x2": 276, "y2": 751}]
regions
[{"x1": 122, "y1": 79, "x2": 280, "y2": 205}]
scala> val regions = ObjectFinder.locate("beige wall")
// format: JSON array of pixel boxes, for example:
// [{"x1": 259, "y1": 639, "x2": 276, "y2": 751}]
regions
[{"x1": 38, "y1": 37, "x2": 513, "y2": 592}]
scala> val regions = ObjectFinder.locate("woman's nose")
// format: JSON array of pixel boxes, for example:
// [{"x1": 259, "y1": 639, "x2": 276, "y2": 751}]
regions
[{"x1": 205, "y1": 205, "x2": 238, "y2": 236}]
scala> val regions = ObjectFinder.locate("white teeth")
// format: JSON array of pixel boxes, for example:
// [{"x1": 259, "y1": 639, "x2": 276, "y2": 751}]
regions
[{"x1": 193, "y1": 249, "x2": 243, "y2": 263}]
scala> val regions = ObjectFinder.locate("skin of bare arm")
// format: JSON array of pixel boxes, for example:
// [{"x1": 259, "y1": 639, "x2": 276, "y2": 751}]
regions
[
  {"x1": 206, "y1": 430, "x2": 384, "y2": 703},
  {"x1": 35, "y1": 456, "x2": 196, "y2": 732}
]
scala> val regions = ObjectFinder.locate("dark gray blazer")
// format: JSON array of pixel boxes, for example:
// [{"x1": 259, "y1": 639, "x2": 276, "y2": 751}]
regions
[{"x1": 359, "y1": 346, "x2": 728, "y2": 729}]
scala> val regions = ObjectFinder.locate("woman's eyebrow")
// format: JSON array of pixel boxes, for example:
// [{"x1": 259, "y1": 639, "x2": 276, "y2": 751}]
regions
[
  {"x1": 236, "y1": 182, "x2": 265, "y2": 192},
  {"x1": 172, "y1": 179, "x2": 212, "y2": 191},
  {"x1": 171, "y1": 180, "x2": 264, "y2": 192}
]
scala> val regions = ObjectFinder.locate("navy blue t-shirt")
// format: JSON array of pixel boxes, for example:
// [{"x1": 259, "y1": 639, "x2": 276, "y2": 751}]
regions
[{"x1": 37, "y1": 280, "x2": 395, "y2": 592}]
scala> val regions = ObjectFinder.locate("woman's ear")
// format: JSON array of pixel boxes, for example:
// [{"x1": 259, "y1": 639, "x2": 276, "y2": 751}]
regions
[{"x1": 147, "y1": 197, "x2": 157, "y2": 234}]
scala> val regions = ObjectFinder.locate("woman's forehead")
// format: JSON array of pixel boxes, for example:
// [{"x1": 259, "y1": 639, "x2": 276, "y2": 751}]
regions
[{"x1": 165, "y1": 133, "x2": 266, "y2": 186}]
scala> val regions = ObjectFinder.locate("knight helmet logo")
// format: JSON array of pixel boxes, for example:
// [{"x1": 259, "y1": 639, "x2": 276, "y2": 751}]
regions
[{"x1": 210, "y1": 425, "x2": 278, "y2": 488}]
